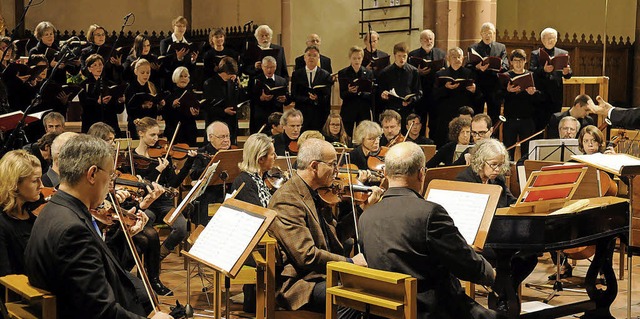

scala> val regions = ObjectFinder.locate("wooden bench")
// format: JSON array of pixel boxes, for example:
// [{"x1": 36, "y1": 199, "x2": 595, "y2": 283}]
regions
[{"x1": 0, "y1": 274, "x2": 56, "y2": 319}]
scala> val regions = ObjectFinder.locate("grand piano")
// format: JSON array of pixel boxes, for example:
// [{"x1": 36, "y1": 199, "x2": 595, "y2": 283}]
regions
[{"x1": 485, "y1": 196, "x2": 629, "y2": 319}]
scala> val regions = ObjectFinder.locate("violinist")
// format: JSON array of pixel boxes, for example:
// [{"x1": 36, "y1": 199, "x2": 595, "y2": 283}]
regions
[
  {"x1": 87, "y1": 122, "x2": 116, "y2": 145},
  {"x1": 405, "y1": 114, "x2": 434, "y2": 145},
  {"x1": 0, "y1": 150, "x2": 43, "y2": 278},
  {"x1": 426, "y1": 116, "x2": 470, "y2": 168},
  {"x1": 163, "y1": 66, "x2": 199, "y2": 145},
  {"x1": 266, "y1": 111, "x2": 284, "y2": 137},
  {"x1": 203, "y1": 56, "x2": 240, "y2": 143},
  {"x1": 348, "y1": 120, "x2": 381, "y2": 172},
  {"x1": 273, "y1": 108, "x2": 303, "y2": 156},
  {"x1": 190, "y1": 121, "x2": 232, "y2": 225},
  {"x1": 321, "y1": 114, "x2": 351, "y2": 147},
  {"x1": 24, "y1": 134, "x2": 173, "y2": 318},
  {"x1": 42, "y1": 132, "x2": 78, "y2": 188},
  {"x1": 379, "y1": 109, "x2": 402, "y2": 147},
  {"x1": 133, "y1": 117, "x2": 195, "y2": 261},
  {"x1": 125, "y1": 58, "x2": 166, "y2": 137},
  {"x1": 22, "y1": 131, "x2": 59, "y2": 175},
  {"x1": 268, "y1": 139, "x2": 381, "y2": 317},
  {"x1": 79, "y1": 53, "x2": 125, "y2": 135}
]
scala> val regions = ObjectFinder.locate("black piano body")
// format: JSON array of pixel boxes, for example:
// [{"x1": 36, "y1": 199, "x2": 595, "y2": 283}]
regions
[{"x1": 484, "y1": 196, "x2": 629, "y2": 319}]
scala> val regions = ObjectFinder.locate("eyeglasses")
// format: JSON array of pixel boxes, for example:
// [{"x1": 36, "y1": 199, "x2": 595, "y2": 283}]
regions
[
  {"x1": 210, "y1": 134, "x2": 230, "y2": 140},
  {"x1": 329, "y1": 123, "x2": 341, "y2": 127},
  {"x1": 96, "y1": 166, "x2": 117, "y2": 181},
  {"x1": 484, "y1": 161, "x2": 502, "y2": 171},
  {"x1": 471, "y1": 130, "x2": 489, "y2": 137}
]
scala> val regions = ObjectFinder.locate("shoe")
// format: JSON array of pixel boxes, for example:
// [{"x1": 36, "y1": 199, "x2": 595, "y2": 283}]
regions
[
  {"x1": 150, "y1": 277, "x2": 173, "y2": 296},
  {"x1": 159, "y1": 245, "x2": 171, "y2": 261},
  {"x1": 548, "y1": 264, "x2": 573, "y2": 280}
]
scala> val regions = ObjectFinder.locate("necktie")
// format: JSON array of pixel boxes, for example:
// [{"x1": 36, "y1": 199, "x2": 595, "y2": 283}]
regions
[
  {"x1": 309, "y1": 72, "x2": 313, "y2": 87},
  {"x1": 91, "y1": 218, "x2": 103, "y2": 240}
]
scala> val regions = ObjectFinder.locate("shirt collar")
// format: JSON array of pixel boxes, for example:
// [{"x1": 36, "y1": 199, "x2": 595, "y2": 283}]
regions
[
  {"x1": 172, "y1": 33, "x2": 186, "y2": 43},
  {"x1": 305, "y1": 66, "x2": 318, "y2": 73}
]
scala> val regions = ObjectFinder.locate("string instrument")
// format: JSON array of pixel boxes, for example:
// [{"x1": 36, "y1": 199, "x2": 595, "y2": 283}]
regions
[
  {"x1": 169, "y1": 143, "x2": 213, "y2": 160},
  {"x1": 338, "y1": 164, "x2": 384, "y2": 181},
  {"x1": 317, "y1": 179, "x2": 375, "y2": 206},
  {"x1": 31, "y1": 187, "x2": 57, "y2": 216},
  {"x1": 264, "y1": 166, "x2": 289, "y2": 191},
  {"x1": 288, "y1": 140, "x2": 299, "y2": 154},
  {"x1": 147, "y1": 139, "x2": 169, "y2": 158},
  {"x1": 366, "y1": 126, "x2": 410, "y2": 172},
  {"x1": 131, "y1": 152, "x2": 160, "y2": 169},
  {"x1": 114, "y1": 172, "x2": 179, "y2": 199}
]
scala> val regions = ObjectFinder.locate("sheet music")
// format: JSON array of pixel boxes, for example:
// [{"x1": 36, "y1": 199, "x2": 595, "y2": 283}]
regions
[
  {"x1": 572, "y1": 153, "x2": 640, "y2": 173},
  {"x1": 197, "y1": 161, "x2": 220, "y2": 198},
  {"x1": 189, "y1": 205, "x2": 265, "y2": 273},
  {"x1": 165, "y1": 179, "x2": 203, "y2": 225},
  {"x1": 426, "y1": 189, "x2": 489, "y2": 244}
]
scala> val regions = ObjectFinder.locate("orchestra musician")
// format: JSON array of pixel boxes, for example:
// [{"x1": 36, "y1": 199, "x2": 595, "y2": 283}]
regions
[
  {"x1": 87, "y1": 122, "x2": 116, "y2": 145},
  {"x1": 22, "y1": 131, "x2": 58, "y2": 175},
  {"x1": 348, "y1": 120, "x2": 382, "y2": 170},
  {"x1": 378, "y1": 109, "x2": 402, "y2": 147},
  {"x1": 25, "y1": 134, "x2": 173, "y2": 318},
  {"x1": 79, "y1": 53, "x2": 125, "y2": 136},
  {"x1": 163, "y1": 66, "x2": 199, "y2": 145},
  {"x1": 266, "y1": 111, "x2": 284, "y2": 137},
  {"x1": 250, "y1": 56, "x2": 289, "y2": 134},
  {"x1": 337, "y1": 46, "x2": 374, "y2": 137},
  {"x1": 321, "y1": 114, "x2": 351, "y2": 147},
  {"x1": 291, "y1": 45, "x2": 332, "y2": 131},
  {"x1": 202, "y1": 56, "x2": 240, "y2": 143},
  {"x1": 0, "y1": 150, "x2": 42, "y2": 278},
  {"x1": 294, "y1": 34, "x2": 333, "y2": 74},
  {"x1": 42, "y1": 132, "x2": 77, "y2": 188},
  {"x1": 546, "y1": 94, "x2": 594, "y2": 139},
  {"x1": 453, "y1": 114, "x2": 494, "y2": 166},
  {"x1": 426, "y1": 116, "x2": 471, "y2": 168},
  {"x1": 273, "y1": 108, "x2": 303, "y2": 156},
  {"x1": 359, "y1": 142, "x2": 499, "y2": 319},
  {"x1": 202, "y1": 28, "x2": 239, "y2": 81},
  {"x1": 190, "y1": 121, "x2": 232, "y2": 226},
  {"x1": 557, "y1": 116, "x2": 580, "y2": 139},
  {"x1": 132, "y1": 117, "x2": 195, "y2": 261},
  {"x1": 125, "y1": 59, "x2": 166, "y2": 138},
  {"x1": 378, "y1": 42, "x2": 422, "y2": 124},
  {"x1": 405, "y1": 113, "x2": 434, "y2": 145}
]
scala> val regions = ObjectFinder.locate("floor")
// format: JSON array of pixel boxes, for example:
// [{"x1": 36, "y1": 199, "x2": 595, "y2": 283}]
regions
[{"x1": 155, "y1": 251, "x2": 640, "y2": 319}]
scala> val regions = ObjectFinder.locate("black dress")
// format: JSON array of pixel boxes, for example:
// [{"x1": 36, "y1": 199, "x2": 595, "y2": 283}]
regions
[{"x1": 0, "y1": 210, "x2": 36, "y2": 277}]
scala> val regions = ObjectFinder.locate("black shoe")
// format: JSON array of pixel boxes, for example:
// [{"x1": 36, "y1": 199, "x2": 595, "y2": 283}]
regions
[
  {"x1": 151, "y1": 278, "x2": 173, "y2": 296},
  {"x1": 548, "y1": 264, "x2": 573, "y2": 280}
]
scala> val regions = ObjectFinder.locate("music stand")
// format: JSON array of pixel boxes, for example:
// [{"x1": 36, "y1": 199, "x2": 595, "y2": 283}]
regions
[
  {"x1": 420, "y1": 145, "x2": 437, "y2": 163},
  {"x1": 528, "y1": 139, "x2": 581, "y2": 162},
  {"x1": 206, "y1": 149, "x2": 243, "y2": 198},
  {"x1": 420, "y1": 165, "x2": 468, "y2": 197}
]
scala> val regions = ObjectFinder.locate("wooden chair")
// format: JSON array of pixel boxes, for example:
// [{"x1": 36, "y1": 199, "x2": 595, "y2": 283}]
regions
[
  {"x1": 0, "y1": 274, "x2": 56, "y2": 319},
  {"x1": 326, "y1": 261, "x2": 417, "y2": 319}
]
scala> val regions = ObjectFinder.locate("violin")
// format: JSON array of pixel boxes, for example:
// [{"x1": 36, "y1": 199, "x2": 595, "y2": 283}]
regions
[
  {"x1": 114, "y1": 172, "x2": 179, "y2": 199},
  {"x1": 147, "y1": 140, "x2": 169, "y2": 158},
  {"x1": 131, "y1": 152, "x2": 160, "y2": 169},
  {"x1": 367, "y1": 127, "x2": 411, "y2": 172},
  {"x1": 288, "y1": 140, "x2": 299, "y2": 154},
  {"x1": 170, "y1": 143, "x2": 213, "y2": 160},
  {"x1": 317, "y1": 179, "x2": 374, "y2": 206},
  {"x1": 264, "y1": 166, "x2": 289, "y2": 191},
  {"x1": 337, "y1": 163, "x2": 384, "y2": 182}
]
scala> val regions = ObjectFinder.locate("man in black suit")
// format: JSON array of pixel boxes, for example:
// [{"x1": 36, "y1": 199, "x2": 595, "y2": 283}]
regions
[
  {"x1": 291, "y1": 45, "x2": 332, "y2": 131},
  {"x1": 242, "y1": 25, "x2": 289, "y2": 80},
  {"x1": 24, "y1": 134, "x2": 172, "y2": 319},
  {"x1": 294, "y1": 34, "x2": 332, "y2": 74},
  {"x1": 466, "y1": 22, "x2": 509, "y2": 124},
  {"x1": 358, "y1": 142, "x2": 498, "y2": 319},
  {"x1": 530, "y1": 27, "x2": 573, "y2": 130},
  {"x1": 409, "y1": 29, "x2": 447, "y2": 137},
  {"x1": 590, "y1": 95, "x2": 640, "y2": 130},
  {"x1": 378, "y1": 42, "x2": 422, "y2": 125},
  {"x1": 250, "y1": 56, "x2": 290, "y2": 133},
  {"x1": 546, "y1": 94, "x2": 594, "y2": 138}
]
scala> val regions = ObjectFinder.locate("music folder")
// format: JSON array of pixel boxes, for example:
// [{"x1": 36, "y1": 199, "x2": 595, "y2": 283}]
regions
[
  {"x1": 0, "y1": 109, "x2": 51, "y2": 132},
  {"x1": 424, "y1": 180, "x2": 502, "y2": 250}
]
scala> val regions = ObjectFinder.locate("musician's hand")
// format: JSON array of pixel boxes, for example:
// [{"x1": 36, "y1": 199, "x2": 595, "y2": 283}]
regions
[
  {"x1": 224, "y1": 106, "x2": 236, "y2": 115},
  {"x1": 139, "y1": 182, "x2": 165, "y2": 210},
  {"x1": 562, "y1": 65, "x2": 571, "y2": 75},
  {"x1": 128, "y1": 210, "x2": 148, "y2": 236},
  {"x1": 604, "y1": 146, "x2": 616, "y2": 155},
  {"x1": 592, "y1": 96, "x2": 613, "y2": 116},
  {"x1": 187, "y1": 150, "x2": 198, "y2": 158},
  {"x1": 402, "y1": 100, "x2": 410, "y2": 107},
  {"x1": 351, "y1": 253, "x2": 368, "y2": 267},
  {"x1": 356, "y1": 170, "x2": 370, "y2": 183},
  {"x1": 464, "y1": 153, "x2": 472, "y2": 166},
  {"x1": 172, "y1": 99, "x2": 180, "y2": 108},
  {"x1": 506, "y1": 83, "x2": 521, "y2": 93},
  {"x1": 276, "y1": 95, "x2": 287, "y2": 103},
  {"x1": 150, "y1": 311, "x2": 174, "y2": 319},
  {"x1": 190, "y1": 107, "x2": 199, "y2": 116},
  {"x1": 361, "y1": 186, "x2": 384, "y2": 211},
  {"x1": 115, "y1": 189, "x2": 130, "y2": 204},
  {"x1": 476, "y1": 62, "x2": 489, "y2": 72},
  {"x1": 156, "y1": 158, "x2": 169, "y2": 173},
  {"x1": 543, "y1": 61, "x2": 554, "y2": 73},
  {"x1": 525, "y1": 87, "x2": 537, "y2": 95},
  {"x1": 466, "y1": 83, "x2": 476, "y2": 93},
  {"x1": 260, "y1": 90, "x2": 274, "y2": 101},
  {"x1": 176, "y1": 48, "x2": 189, "y2": 60},
  {"x1": 308, "y1": 92, "x2": 318, "y2": 101},
  {"x1": 380, "y1": 90, "x2": 390, "y2": 100},
  {"x1": 444, "y1": 82, "x2": 459, "y2": 90},
  {"x1": 348, "y1": 84, "x2": 358, "y2": 93}
]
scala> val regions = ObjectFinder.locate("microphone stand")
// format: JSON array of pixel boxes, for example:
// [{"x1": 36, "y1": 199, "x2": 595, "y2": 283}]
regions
[
  {"x1": 0, "y1": 0, "x2": 34, "y2": 65},
  {"x1": 367, "y1": 23, "x2": 378, "y2": 120},
  {"x1": 1, "y1": 40, "x2": 75, "y2": 155}
]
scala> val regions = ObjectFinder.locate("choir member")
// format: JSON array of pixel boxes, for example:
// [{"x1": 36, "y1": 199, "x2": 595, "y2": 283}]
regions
[
  {"x1": 378, "y1": 110, "x2": 402, "y2": 147},
  {"x1": 80, "y1": 24, "x2": 123, "y2": 83},
  {"x1": 405, "y1": 114, "x2": 434, "y2": 145},
  {"x1": 266, "y1": 111, "x2": 284, "y2": 137},
  {"x1": 432, "y1": 47, "x2": 478, "y2": 147},
  {"x1": 5, "y1": 54, "x2": 47, "y2": 113},
  {"x1": 159, "y1": 16, "x2": 198, "y2": 90},
  {"x1": 530, "y1": 27, "x2": 573, "y2": 131},
  {"x1": 426, "y1": 116, "x2": 471, "y2": 168},
  {"x1": 409, "y1": 29, "x2": 447, "y2": 136},
  {"x1": 202, "y1": 57, "x2": 240, "y2": 143},
  {"x1": 0, "y1": 36, "x2": 15, "y2": 73},
  {"x1": 273, "y1": 108, "x2": 303, "y2": 156},
  {"x1": 337, "y1": 46, "x2": 374, "y2": 137},
  {"x1": 250, "y1": 56, "x2": 289, "y2": 133},
  {"x1": 466, "y1": 22, "x2": 508, "y2": 123},
  {"x1": 547, "y1": 94, "x2": 594, "y2": 139},
  {"x1": 294, "y1": 34, "x2": 332, "y2": 74},
  {"x1": 42, "y1": 111, "x2": 65, "y2": 134},
  {"x1": 202, "y1": 28, "x2": 239, "y2": 81},
  {"x1": 291, "y1": 45, "x2": 332, "y2": 131},
  {"x1": 123, "y1": 35, "x2": 161, "y2": 85},
  {"x1": 362, "y1": 30, "x2": 389, "y2": 78},
  {"x1": 321, "y1": 114, "x2": 350, "y2": 147},
  {"x1": 378, "y1": 42, "x2": 421, "y2": 123},
  {"x1": 163, "y1": 66, "x2": 199, "y2": 145},
  {"x1": 124, "y1": 58, "x2": 165, "y2": 137},
  {"x1": 242, "y1": 25, "x2": 288, "y2": 80},
  {"x1": 78, "y1": 53, "x2": 125, "y2": 135}
]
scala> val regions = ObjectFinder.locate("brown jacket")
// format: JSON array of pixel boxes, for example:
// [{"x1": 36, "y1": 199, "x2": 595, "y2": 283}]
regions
[{"x1": 267, "y1": 173, "x2": 347, "y2": 310}]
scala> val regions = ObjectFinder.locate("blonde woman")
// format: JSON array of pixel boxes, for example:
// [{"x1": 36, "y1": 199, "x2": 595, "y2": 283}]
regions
[{"x1": 124, "y1": 58, "x2": 165, "y2": 136}]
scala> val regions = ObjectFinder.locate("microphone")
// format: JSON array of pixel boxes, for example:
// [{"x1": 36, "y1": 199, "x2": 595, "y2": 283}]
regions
[
  {"x1": 124, "y1": 12, "x2": 134, "y2": 20},
  {"x1": 243, "y1": 20, "x2": 253, "y2": 26}
]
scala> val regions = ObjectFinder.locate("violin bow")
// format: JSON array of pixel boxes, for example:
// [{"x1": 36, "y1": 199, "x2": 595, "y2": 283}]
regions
[
  {"x1": 344, "y1": 153, "x2": 362, "y2": 254},
  {"x1": 113, "y1": 141, "x2": 120, "y2": 171},
  {"x1": 284, "y1": 151, "x2": 294, "y2": 177},
  {"x1": 257, "y1": 124, "x2": 266, "y2": 134},
  {"x1": 156, "y1": 121, "x2": 181, "y2": 183},
  {"x1": 107, "y1": 192, "x2": 160, "y2": 312},
  {"x1": 126, "y1": 131, "x2": 136, "y2": 176},
  {"x1": 403, "y1": 121, "x2": 414, "y2": 142},
  {"x1": 505, "y1": 129, "x2": 545, "y2": 151}
]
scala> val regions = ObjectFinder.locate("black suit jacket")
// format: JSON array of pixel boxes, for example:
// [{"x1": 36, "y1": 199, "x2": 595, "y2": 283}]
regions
[
  {"x1": 290, "y1": 67, "x2": 333, "y2": 130},
  {"x1": 24, "y1": 190, "x2": 147, "y2": 318},
  {"x1": 294, "y1": 54, "x2": 332, "y2": 74},
  {"x1": 358, "y1": 187, "x2": 494, "y2": 319},
  {"x1": 530, "y1": 47, "x2": 572, "y2": 112},
  {"x1": 241, "y1": 43, "x2": 289, "y2": 80},
  {"x1": 250, "y1": 74, "x2": 289, "y2": 133},
  {"x1": 609, "y1": 107, "x2": 640, "y2": 130},
  {"x1": 408, "y1": 47, "x2": 447, "y2": 100}
]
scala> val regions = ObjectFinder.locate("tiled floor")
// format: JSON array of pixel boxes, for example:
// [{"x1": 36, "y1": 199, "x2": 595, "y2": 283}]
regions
[{"x1": 155, "y1": 252, "x2": 640, "y2": 318}]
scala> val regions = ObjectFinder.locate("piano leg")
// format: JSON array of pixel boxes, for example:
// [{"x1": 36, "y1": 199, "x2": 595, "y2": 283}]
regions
[
  {"x1": 582, "y1": 237, "x2": 617, "y2": 319},
  {"x1": 489, "y1": 249, "x2": 520, "y2": 319}
]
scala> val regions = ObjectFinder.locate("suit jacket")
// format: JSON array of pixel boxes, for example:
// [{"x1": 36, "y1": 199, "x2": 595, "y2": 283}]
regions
[
  {"x1": 546, "y1": 109, "x2": 594, "y2": 139},
  {"x1": 294, "y1": 54, "x2": 333, "y2": 74},
  {"x1": 358, "y1": 187, "x2": 494, "y2": 319},
  {"x1": 24, "y1": 190, "x2": 147, "y2": 319},
  {"x1": 290, "y1": 67, "x2": 333, "y2": 130},
  {"x1": 609, "y1": 107, "x2": 640, "y2": 130},
  {"x1": 530, "y1": 47, "x2": 572, "y2": 112},
  {"x1": 408, "y1": 47, "x2": 447, "y2": 101},
  {"x1": 250, "y1": 73, "x2": 289, "y2": 133},
  {"x1": 242, "y1": 43, "x2": 289, "y2": 80},
  {"x1": 268, "y1": 173, "x2": 347, "y2": 310},
  {"x1": 466, "y1": 41, "x2": 508, "y2": 88}
]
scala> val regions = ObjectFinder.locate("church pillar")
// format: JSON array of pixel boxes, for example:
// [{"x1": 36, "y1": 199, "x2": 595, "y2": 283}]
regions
[
  {"x1": 633, "y1": 0, "x2": 640, "y2": 105},
  {"x1": 281, "y1": 0, "x2": 292, "y2": 65},
  {"x1": 427, "y1": 0, "x2": 496, "y2": 51}
]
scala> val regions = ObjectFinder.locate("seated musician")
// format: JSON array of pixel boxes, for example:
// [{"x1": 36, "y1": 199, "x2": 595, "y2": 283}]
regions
[
  {"x1": 273, "y1": 108, "x2": 303, "y2": 156},
  {"x1": 87, "y1": 122, "x2": 116, "y2": 145},
  {"x1": 268, "y1": 138, "x2": 381, "y2": 317},
  {"x1": 348, "y1": 120, "x2": 382, "y2": 170},
  {"x1": 452, "y1": 113, "x2": 494, "y2": 166},
  {"x1": 250, "y1": 56, "x2": 289, "y2": 134},
  {"x1": 163, "y1": 66, "x2": 199, "y2": 145},
  {"x1": 379, "y1": 109, "x2": 402, "y2": 147},
  {"x1": 190, "y1": 121, "x2": 232, "y2": 226},
  {"x1": 425, "y1": 116, "x2": 470, "y2": 168},
  {"x1": 557, "y1": 116, "x2": 580, "y2": 139},
  {"x1": 322, "y1": 114, "x2": 351, "y2": 147},
  {"x1": 359, "y1": 142, "x2": 498, "y2": 319},
  {"x1": 547, "y1": 94, "x2": 594, "y2": 139},
  {"x1": 337, "y1": 46, "x2": 373, "y2": 137},
  {"x1": 266, "y1": 111, "x2": 284, "y2": 137},
  {"x1": 133, "y1": 117, "x2": 196, "y2": 261},
  {"x1": 0, "y1": 150, "x2": 43, "y2": 279},
  {"x1": 579, "y1": 125, "x2": 615, "y2": 156},
  {"x1": 42, "y1": 111, "x2": 66, "y2": 134},
  {"x1": 25, "y1": 134, "x2": 173, "y2": 318},
  {"x1": 42, "y1": 132, "x2": 78, "y2": 188},
  {"x1": 405, "y1": 113, "x2": 434, "y2": 145},
  {"x1": 22, "y1": 131, "x2": 58, "y2": 175},
  {"x1": 294, "y1": 34, "x2": 332, "y2": 74},
  {"x1": 458, "y1": 105, "x2": 475, "y2": 120}
]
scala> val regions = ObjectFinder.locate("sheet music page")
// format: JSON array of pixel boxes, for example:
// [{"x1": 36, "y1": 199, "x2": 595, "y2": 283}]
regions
[
  {"x1": 166, "y1": 179, "x2": 203, "y2": 224},
  {"x1": 572, "y1": 153, "x2": 640, "y2": 173},
  {"x1": 426, "y1": 189, "x2": 489, "y2": 244},
  {"x1": 197, "y1": 161, "x2": 220, "y2": 198},
  {"x1": 189, "y1": 205, "x2": 265, "y2": 273}
]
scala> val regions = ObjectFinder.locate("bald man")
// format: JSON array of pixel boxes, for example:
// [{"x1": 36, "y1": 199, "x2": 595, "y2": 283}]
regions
[{"x1": 294, "y1": 33, "x2": 332, "y2": 74}]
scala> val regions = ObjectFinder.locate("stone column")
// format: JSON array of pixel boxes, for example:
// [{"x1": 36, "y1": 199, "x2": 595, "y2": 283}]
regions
[
  {"x1": 281, "y1": 0, "x2": 292, "y2": 68},
  {"x1": 427, "y1": 0, "x2": 496, "y2": 51},
  {"x1": 633, "y1": 0, "x2": 640, "y2": 105}
]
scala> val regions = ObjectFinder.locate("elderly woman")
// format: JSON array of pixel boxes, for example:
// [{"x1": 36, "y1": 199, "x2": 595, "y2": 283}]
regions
[
  {"x1": 349, "y1": 120, "x2": 382, "y2": 170},
  {"x1": 456, "y1": 138, "x2": 515, "y2": 208},
  {"x1": 426, "y1": 116, "x2": 471, "y2": 168},
  {"x1": 163, "y1": 66, "x2": 199, "y2": 144},
  {"x1": 0, "y1": 150, "x2": 43, "y2": 277}
]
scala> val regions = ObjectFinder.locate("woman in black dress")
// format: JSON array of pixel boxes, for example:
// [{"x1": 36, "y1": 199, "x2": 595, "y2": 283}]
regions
[{"x1": 79, "y1": 54, "x2": 125, "y2": 135}]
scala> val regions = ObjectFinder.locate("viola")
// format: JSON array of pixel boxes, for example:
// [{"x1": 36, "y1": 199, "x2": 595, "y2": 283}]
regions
[
  {"x1": 317, "y1": 179, "x2": 374, "y2": 206},
  {"x1": 366, "y1": 147, "x2": 387, "y2": 172},
  {"x1": 264, "y1": 166, "x2": 289, "y2": 191},
  {"x1": 114, "y1": 172, "x2": 179, "y2": 199},
  {"x1": 288, "y1": 140, "x2": 299, "y2": 154}
]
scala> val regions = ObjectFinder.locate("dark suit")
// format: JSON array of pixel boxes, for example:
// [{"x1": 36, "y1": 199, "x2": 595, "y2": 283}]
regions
[
  {"x1": 337, "y1": 65, "x2": 374, "y2": 136},
  {"x1": 466, "y1": 41, "x2": 508, "y2": 123},
  {"x1": 409, "y1": 47, "x2": 447, "y2": 136},
  {"x1": 272, "y1": 133, "x2": 297, "y2": 156},
  {"x1": 241, "y1": 43, "x2": 289, "y2": 80},
  {"x1": 609, "y1": 107, "x2": 640, "y2": 129},
  {"x1": 358, "y1": 187, "x2": 496, "y2": 319},
  {"x1": 294, "y1": 54, "x2": 332, "y2": 74},
  {"x1": 203, "y1": 74, "x2": 240, "y2": 143},
  {"x1": 250, "y1": 74, "x2": 289, "y2": 133},
  {"x1": 268, "y1": 173, "x2": 348, "y2": 311},
  {"x1": 291, "y1": 67, "x2": 333, "y2": 131},
  {"x1": 377, "y1": 63, "x2": 422, "y2": 124},
  {"x1": 530, "y1": 47, "x2": 572, "y2": 130},
  {"x1": 24, "y1": 190, "x2": 148, "y2": 318},
  {"x1": 546, "y1": 109, "x2": 594, "y2": 139}
]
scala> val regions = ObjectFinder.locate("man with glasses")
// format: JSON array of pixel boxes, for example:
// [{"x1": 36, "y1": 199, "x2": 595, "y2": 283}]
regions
[
  {"x1": 273, "y1": 108, "x2": 303, "y2": 156},
  {"x1": 557, "y1": 116, "x2": 580, "y2": 139},
  {"x1": 546, "y1": 94, "x2": 594, "y2": 138},
  {"x1": 190, "y1": 121, "x2": 232, "y2": 225},
  {"x1": 269, "y1": 138, "x2": 382, "y2": 317},
  {"x1": 453, "y1": 114, "x2": 493, "y2": 165},
  {"x1": 294, "y1": 34, "x2": 333, "y2": 74}
]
